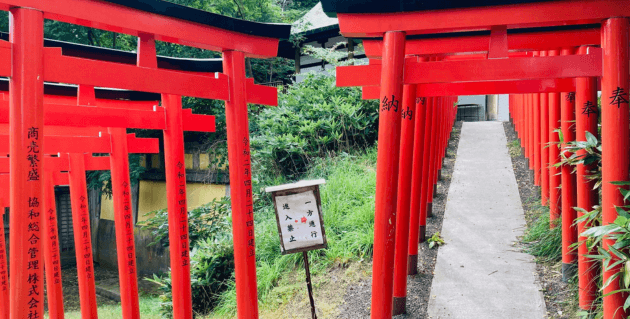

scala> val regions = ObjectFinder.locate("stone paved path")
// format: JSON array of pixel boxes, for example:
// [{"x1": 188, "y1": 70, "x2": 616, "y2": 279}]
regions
[{"x1": 427, "y1": 122, "x2": 546, "y2": 319}]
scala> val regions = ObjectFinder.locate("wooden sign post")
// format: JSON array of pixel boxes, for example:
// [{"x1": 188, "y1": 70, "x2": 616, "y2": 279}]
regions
[{"x1": 266, "y1": 179, "x2": 327, "y2": 319}]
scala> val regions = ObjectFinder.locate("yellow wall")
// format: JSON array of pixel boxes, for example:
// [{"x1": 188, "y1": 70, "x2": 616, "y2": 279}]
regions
[
  {"x1": 184, "y1": 154, "x2": 194, "y2": 169},
  {"x1": 100, "y1": 181, "x2": 227, "y2": 222}
]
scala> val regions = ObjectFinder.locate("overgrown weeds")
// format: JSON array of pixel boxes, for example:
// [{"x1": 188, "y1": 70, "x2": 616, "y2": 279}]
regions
[{"x1": 522, "y1": 203, "x2": 562, "y2": 264}]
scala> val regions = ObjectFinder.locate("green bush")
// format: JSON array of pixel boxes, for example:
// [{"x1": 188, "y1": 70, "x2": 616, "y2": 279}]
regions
[
  {"x1": 142, "y1": 198, "x2": 235, "y2": 317},
  {"x1": 251, "y1": 71, "x2": 379, "y2": 177}
]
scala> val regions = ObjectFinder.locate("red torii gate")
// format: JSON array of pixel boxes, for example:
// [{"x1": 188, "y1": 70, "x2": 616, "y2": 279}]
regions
[
  {"x1": 322, "y1": 0, "x2": 629, "y2": 318},
  {"x1": 0, "y1": 125, "x2": 160, "y2": 318},
  {"x1": 1, "y1": 1, "x2": 289, "y2": 317},
  {"x1": 342, "y1": 42, "x2": 602, "y2": 317}
]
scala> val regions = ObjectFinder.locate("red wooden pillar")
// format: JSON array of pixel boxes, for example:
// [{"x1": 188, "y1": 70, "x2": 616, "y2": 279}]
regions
[
  {"x1": 8, "y1": 8, "x2": 45, "y2": 319},
  {"x1": 540, "y1": 51, "x2": 550, "y2": 206},
  {"x1": 43, "y1": 172, "x2": 64, "y2": 319},
  {"x1": 560, "y1": 47, "x2": 578, "y2": 281},
  {"x1": 523, "y1": 94, "x2": 529, "y2": 160},
  {"x1": 575, "y1": 45, "x2": 599, "y2": 311},
  {"x1": 438, "y1": 97, "x2": 449, "y2": 174},
  {"x1": 427, "y1": 97, "x2": 441, "y2": 217},
  {"x1": 68, "y1": 153, "x2": 98, "y2": 318},
  {"x1": 392, "y1": 84, "x2": 416, "y2": 315},
  {"x1": 527, "y1": 93, "x2": 536, "y2": 174},
  {"x1": 0, "y1": 201, "x2": 7, "y2": 319},
  {"x1": 601, "y1": 17, "x2": 629, "y2": 319},
  {"x1": 223, "y1": 50, "x2": 260, "y2": 319},
  {"x1": 162, "y1": 93, "x2": 194, "y2": 319},
  {"x1": 518, "y1": 94, "x2": 524, "y2": 145},
  {"x1": 109, "y1": 127, "x2": 141, "y2": 319},
  {"x1": 137, "y1": 34, "x2": 194, "y2": 319},
  {"x1": 548, "y1": 49, "x2": 562, "y2": 227},
  {"x1": 370, "y1": 31, "x2": 405, "y2": 319},
  {"x1": 407, "y1": 64, "x2": 428, "y2": 270},
  {"x1": 419, "y1": 96, "x2": 435, "y2": 241},
  {"x1": 533, "y1": 52, "x2": 541, "y2": 186}
]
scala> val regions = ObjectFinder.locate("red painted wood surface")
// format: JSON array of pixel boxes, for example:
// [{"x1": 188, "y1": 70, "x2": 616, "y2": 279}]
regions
[
  {"x1": 68, "y1": 153, "x2": 98, "y2": 318},
  {"x1": 560, "y1": 48, "x2": 578, "y2": 274},
  {"x1": 362, "y1": 27, "x2": 600, "y2": 57},
  {"x1": 575, "y1": 45, "x2": 599, "y2": 311},
  {"x1": 601, "y1": 17, "x2": 629, "y2": 319},
  {"x1": 392, "y1": 84, "x2": 416, "y2": 314},
  {"x1": 335, "y1": 0, "x2": 630, "y2": 37},
  {"x1": 370, "y1": 31, "x2": 405, "y2": 319},
  {"x1": 8, "y1": 9, "x2": 45, "y2": 319}
]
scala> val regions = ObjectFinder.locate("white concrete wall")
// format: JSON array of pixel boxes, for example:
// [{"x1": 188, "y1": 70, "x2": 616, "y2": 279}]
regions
[{"x1": 497, "y1": 94, "x2": 510, "y2": 121}]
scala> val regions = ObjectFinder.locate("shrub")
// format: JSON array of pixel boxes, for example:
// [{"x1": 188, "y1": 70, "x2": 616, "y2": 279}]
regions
[{"x1": 251, "y1": 71, "x2": 379, "y2": 178}]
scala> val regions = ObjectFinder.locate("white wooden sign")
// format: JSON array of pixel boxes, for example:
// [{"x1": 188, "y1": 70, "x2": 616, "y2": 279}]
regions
[{"x1": 266, "y1": 179, "x2": 327, "y2": 254}]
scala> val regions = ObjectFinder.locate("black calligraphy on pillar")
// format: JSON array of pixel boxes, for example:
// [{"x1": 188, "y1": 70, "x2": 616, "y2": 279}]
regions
[
  {"x1": 565, "y1": 92, "x2": 575, "y2": 103},
  {"x1": 381, "y1": 95, "x2": 399, "y2": 112},
  {"x1": 0, "y1": 225, "x2": 7, "y2": 292},
  {"x1": 242, "y1": 136, "x2": 255, "y2": 258},
  {"x1": 416, "y1": 97, "x2": 426, "y2": 106},
  {"x1": 26, "y1": 127, "x2": 40, "y2": 182},
  {"x1": 581, "y1": 101, "x2": 598, "y2": 117},
  {"x1": 27, "y1": 194, "x2": 41, "y2": 316},
  {"x1": 122, "y1": 182, "x2": 136, "y2": 275},
  {"x1": 401, "y1": 107, "x2": 413, "y2": 121},
  {"x1": 609, "y1": 87, "x2": 629, "y2": 108},
  {"x1": 47, "y1": 208, "x2": 62, "y2": 285},
  {"x1": 176, "y1": 161, "x2": 190, "y2": 267},
  {"x1": 78, "y1": 196, "x2": 94, "y2": 280}
]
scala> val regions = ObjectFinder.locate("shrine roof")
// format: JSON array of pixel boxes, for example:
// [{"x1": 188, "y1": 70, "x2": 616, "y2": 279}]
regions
[
  {"x1": 102, "y1": 0, "x2": 291, "y2": 40},
  {"x1": 321, "y1": 0, "x2": 555, "y2": 17}
]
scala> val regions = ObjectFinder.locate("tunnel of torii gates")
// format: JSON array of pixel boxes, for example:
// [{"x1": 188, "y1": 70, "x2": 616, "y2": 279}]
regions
[
  {"x1": 0, "y1": 0, "x2": 292, "y2": 319},
  {"x1": 320, "y1": 0, "x2": 630, "y2": 318}
]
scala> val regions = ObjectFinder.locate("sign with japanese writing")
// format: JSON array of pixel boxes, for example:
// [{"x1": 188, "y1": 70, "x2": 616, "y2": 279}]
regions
[{"x1": 266, "y1": 180, "x2": 327, "y2": 255}]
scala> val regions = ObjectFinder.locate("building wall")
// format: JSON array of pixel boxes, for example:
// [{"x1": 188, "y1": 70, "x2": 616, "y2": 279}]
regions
[
  {"x1": 457, "y1": 95, "x2": 487, "y2": 121},
  {"x1": 497, "y1": 94, "x2": 510, "y2": 121},
  {"x1": 100, "y1": 181, "x2": 227, "y2": 222}
]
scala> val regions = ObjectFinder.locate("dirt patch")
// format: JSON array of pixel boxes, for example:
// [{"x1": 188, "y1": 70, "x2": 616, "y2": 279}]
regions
[
  {"x1": 503, "y1": 121, "x2": 576, "y2": 318},
  {"x1": 45, "y1": 264, "x2": 160, "y2": 312},
  {"x1": 336, "y1": 121, "x2": 462, "y2": 319},
  {"x1": 47, "y1": 265, "x2": 120, "y2": 312}
]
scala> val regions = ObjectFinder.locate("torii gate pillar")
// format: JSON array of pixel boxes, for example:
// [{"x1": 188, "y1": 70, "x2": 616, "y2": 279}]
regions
[
  {"x1": 601, "y1": 17, "x2": 629, "y2": 319},
  {"x1": 8, "y1": 8, "x2": 45, "y2": 319},
  {"x1": 371, "y1": 31, "x2": 405, "y2": 319}
]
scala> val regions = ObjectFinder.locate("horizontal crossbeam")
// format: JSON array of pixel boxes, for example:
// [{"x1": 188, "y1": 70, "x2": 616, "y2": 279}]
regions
[
  {"x1": 0, "y1": 134, "x2": 158, "y2": 154},
  {"x1": 0, "y1": 172, "x2": 69, "y2": 197},
  {"x1": 0, "y1": 101, "x2": 216, "y2": 132},
  {"x1": 0, "y1": 47, "x2": 277, "y2": 106},
  {"x1": 42, "y1": 48, "x2": 229, "y2": 100},
  {"x1": 337, "y1": 50, "x2": 602, "y2": 86},
  {"x1": 0, "y1": 154, "x2": 111, "y2": 173},
  {"x1": 0, "y1": 0, "x2": 282, "y2": 57},
  {"x1": 361, "y1": 78, "x2": 579, "y2": 99},
  {"x1": 362, "y1": 27, "x2": 600, "y2": 57}
]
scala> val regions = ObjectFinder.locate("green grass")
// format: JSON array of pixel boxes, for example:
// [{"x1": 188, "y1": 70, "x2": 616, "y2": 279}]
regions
[
  {"x1": 522, "y1": 202, "x2": 562, "y2": 263},
  {"x1": 48, "y1": 295, "x2": 162, "y2": 319},
  {"x1": 508, "y1": 140, "x2": 521, "y2": 157},
  {"x1": 209, "y1": 149, "x2": 378, "y2": 317}
]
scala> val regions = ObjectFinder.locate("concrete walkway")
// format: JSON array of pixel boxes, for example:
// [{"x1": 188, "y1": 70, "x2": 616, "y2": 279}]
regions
[{"x1": 427, "y1": 122, "x2": 546, "y2": 319}]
